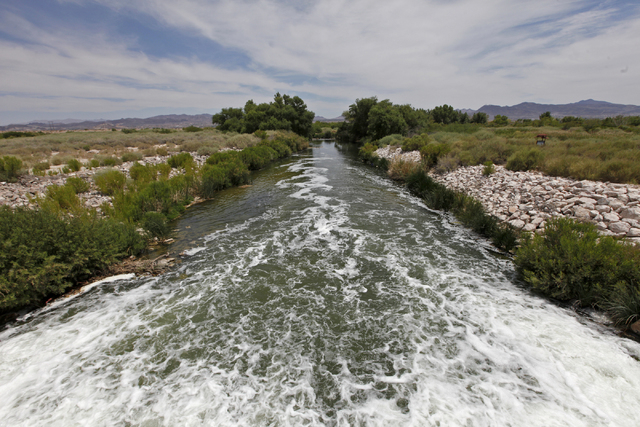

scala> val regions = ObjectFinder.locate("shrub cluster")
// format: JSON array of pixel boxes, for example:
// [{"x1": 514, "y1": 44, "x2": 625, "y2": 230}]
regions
[
  {"x1": 0, "y1": 156, "x2": 23, "y2": 182},
  {"x1": 515, "y1": 218, "x2": 640, "y2": 327},
  {"x1": 0, "y1": 207, "x2": 145, "y2": 312},
  {"x1": 404, "y1": 170, "x2": 518, "y2": 251},
  {"x1": 0, "y1": 131, "x2": 309, "y2": 314}
]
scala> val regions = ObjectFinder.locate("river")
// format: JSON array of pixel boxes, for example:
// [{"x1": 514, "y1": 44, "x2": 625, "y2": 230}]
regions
[{"x1": 1, "y1": 142, "x2": 640, "y2": 426}]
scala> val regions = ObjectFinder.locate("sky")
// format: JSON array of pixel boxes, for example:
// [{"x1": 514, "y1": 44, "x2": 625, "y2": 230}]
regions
[{"x1": 1, "y1": 0, "x2": 639, "y2": 125}]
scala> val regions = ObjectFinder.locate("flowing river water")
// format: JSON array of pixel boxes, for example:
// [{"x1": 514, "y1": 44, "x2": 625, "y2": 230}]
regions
[{"x1": 1, "y1": 142, "x2": 640, "y2": 426}]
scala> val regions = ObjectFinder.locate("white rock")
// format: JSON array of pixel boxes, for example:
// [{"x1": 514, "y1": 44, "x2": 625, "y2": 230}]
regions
[
  {"x1": 509, "y1": 219, "x2": 526, "y2": 229},
  {"x1": 627, "y1": 228, "x2": 640, "y2": 238},
  {"x1": 609, "y1": 221, "x2": 632, "y2": 234},
  {"x1": 602, "y1": 212, "x2": 620, "y2": 223},
  {"x1": 608, "y1": 199, "x2": 625, "y2": 210},
  {"x1": 573, "y1": 206, "x2": 591, "y2": 221},
  {"x1": 620, "y1": 207, "x2": 640, "y2": 221},
  {"x1": 578, "y1": 197, "x2": 598, "y2": 205}
]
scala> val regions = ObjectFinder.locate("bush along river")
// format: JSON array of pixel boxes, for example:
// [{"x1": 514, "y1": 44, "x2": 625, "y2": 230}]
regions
[{"x1": 1, "y1": 141, "x2": 640, "y2": 426}]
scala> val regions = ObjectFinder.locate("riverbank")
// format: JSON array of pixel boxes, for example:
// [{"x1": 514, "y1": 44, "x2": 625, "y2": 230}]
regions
[
  {"x1": 375, "y1": 147, "x2": 640, "y2": 241},
  {"x1": 372, "y1": 146, "x2": 640, "y2": 336},
  {"x1": 0, "y1": 133, "x2": 310, "y2": 317}
]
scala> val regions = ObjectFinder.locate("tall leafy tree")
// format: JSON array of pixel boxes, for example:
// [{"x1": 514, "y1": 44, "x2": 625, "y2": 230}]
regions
[
  {"x1": 431, "y1": 104, "x2": 459, "y2": 124},
  {"x1": 367, "y1": 100, "x2": 408, "y2": 141},
  {"x1": 212, "y1": 93, "x2": 315, "y2": 138}
]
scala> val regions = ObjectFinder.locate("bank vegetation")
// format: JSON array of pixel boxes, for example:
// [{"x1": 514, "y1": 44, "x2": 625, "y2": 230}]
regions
[{"x1": 345, "y1": 97, "x2": 640, "y2": 332}]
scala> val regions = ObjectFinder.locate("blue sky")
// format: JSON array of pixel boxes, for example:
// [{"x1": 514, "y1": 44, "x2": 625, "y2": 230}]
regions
[{"x1": 1, "y1": 0, "x2": 639, "y2": 125}]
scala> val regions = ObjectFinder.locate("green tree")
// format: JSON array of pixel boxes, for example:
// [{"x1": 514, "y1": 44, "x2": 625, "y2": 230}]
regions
[
  {"x1": 213, "y1": 93, "x2": 315, "y2": 138},
  {"x1": 471, "y1": 112, "x2": 488, "y2": 124},
  {"x1": 492, "y1": 115, "x2": 509, "y2": 126},
  {"x1": 338, "y1": 97, "x2": 379, "y2": 144},
  {"x1": 431, "y1": 105, "x2": 459, "y2": 124},
  {"x1": 367, "y1": 100, "x2": 408, "y2": 141},
  {"x1": 212, "y1": 107, "x2": 245, "y2": 132}
]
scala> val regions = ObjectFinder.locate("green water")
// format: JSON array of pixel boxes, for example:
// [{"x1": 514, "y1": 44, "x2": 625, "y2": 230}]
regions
[{"x1": 1, "y1": 141, "x2": 640, "y2": 426}]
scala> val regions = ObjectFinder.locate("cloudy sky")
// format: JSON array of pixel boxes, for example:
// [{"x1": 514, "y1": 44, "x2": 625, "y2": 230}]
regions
[{"x1": 1, "y1": 0, "x2": 639, "y2": 125}]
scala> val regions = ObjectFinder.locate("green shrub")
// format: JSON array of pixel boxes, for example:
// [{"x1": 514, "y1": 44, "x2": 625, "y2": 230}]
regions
[
  {"x1": 378, "y1": 134, "x2": 404, "y2": 147},
  {"x1": 183, "y1": 125, "x2": 202, "y2": 132},
  {"x1": 0, "y1": 207, "x2": 145, "y2": 312},
  {"x1": 167, "y1": 152, "x2": 194, "y2": 169},
  {"x1": 129, "y1": 162, "x2": 156, "y2": 184},
  {"x1": 206, "y1": 151, "x2": 239, "y2": 165},
  {"x1": 401, "y1": 134, "x2": 430, "y2": 152},
  {"x1": 199, "y1": 159, "x2": 250, "y2": 197},
  {"x1": 33, "y1": 161, "x2": 50, "y2": 171},
  {"x1": 482, "y1": 161, "x2": 495, "y2": 176},
  {"x1": 420, "y1": 143, "x2": 451, "y2": 168},
  {"x1": 227, "y1": 134, "x2": 258, "y2": 149},
  {"x1": 141, "y1": 211, "x2": 171, "y2": 239},
  {"x1": 154, "y1": 128, "x2": 173, "y2": 134},
  {"x1": 239, "y1": 146, "x2": 278, "y2": 170},
  {"x1": 358, "y1": 143, "x2": 379, "y2": 164},
  {"x1": 94, "y1": 169, "x2": 126, "y2": 195},
  {"x1": 514, "y1": 218, "x2": 640, "y2": 307},
  {"x1": 43, "y1": 184, "x2": 81, "y2": 211},
  {"x1": 101, "y1": 157, "x2": 120, "y2": 167},
  {"x1": 122, "y1": 128, "x2": 137, "y2": 134},
  {"x1": 61, "y1": 166, "x2": 70, "y2": 174},
  {"x1": 505, "y1": 148, "x2": 545, "y2": 171},
  {"x1": 156, "y1": 146, "x2": 169, "y2": 156},
  {"x1": 67, "y1": 158, "x2": 82, "y2": 172},
  {"x1": 122, "y1": 151, "x2": 143, "y2": 162},
  {"x1": 65, "y1": 177, "x2": 90, "y2": 194},
  {"x1": 0, "y1": 156, "x2": 23, "y2": 182},
  {"x1": 259, "y1": 140, "x2": 292, "y2": 158},
  {"x1": 604, "y1": 283, "x2": 640, "y2": 328},
  {"x1": 89, "y1": 159, "x2": 100, "y2": 168},
  {"x1": 404, "y1": 169, "x2": 518, "y2": 251}
]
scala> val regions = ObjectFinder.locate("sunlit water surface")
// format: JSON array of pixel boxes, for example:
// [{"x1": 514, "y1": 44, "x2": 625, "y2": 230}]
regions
[{"x1": 1, "y1": 142, "x2": 640, "y2": 426}]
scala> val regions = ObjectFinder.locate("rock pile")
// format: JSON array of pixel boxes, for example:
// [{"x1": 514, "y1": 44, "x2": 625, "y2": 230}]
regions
[
  {"x1": 431, "y1": 165, "x2": 640, "y2": 242},
  {"x1": 375, "y1": 146, "x2": 421, "y2": 163}
]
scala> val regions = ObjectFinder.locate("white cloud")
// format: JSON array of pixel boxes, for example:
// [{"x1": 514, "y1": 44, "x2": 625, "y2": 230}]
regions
[{"x1": 1, "y1": 0, "x2": 639, "y2": 124}]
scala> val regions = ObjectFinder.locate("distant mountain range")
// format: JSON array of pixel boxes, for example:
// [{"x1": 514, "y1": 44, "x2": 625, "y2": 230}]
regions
[
  {"x1": 2, "y1": 100, "x2": 638, "y2": 131},
  {"x1": 470, "y1": 99, "x2": 640, "y2": 120},
  {"x1": 0, "y1": 114, "x2": 215, "y2": 132},
  {"x1": 314, "y1": 115, "x2": 345, "y2": 123}
]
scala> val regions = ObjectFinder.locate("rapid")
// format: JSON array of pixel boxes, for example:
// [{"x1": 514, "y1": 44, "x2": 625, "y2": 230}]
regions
[{"x1": 1, "y1": 142, "x2": 639, "y2": 426}]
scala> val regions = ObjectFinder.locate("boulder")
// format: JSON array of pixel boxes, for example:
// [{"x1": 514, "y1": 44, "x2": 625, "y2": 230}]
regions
[
  {"x1": 508, "y1": 219, "x2": 525, "y2": 229},
  {"x1": 602, "y1": 212, "x2": 620, "y2": 223},
  {"x1": 578, "y1": 197, "x2": 598, "y2": 206},
  {"x1": 620, "y1": 207, "x2": 640, "y2": 221},
  {"x1": 608, "y1": 199, "x2": 625, "y2": 210},
  {"x1": 609, "y1": 222, "x2": 631, "y2": 234},
  {"x1": 573, "y1": 206, "x2": 592, "y2": 221},
  {"x1": 627, "y1": 228, "x2": 640, "y2": 238}
]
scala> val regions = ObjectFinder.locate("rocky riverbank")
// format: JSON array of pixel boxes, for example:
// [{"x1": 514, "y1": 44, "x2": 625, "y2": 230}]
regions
[
  {"x1": 0, "y1": 153, "x2": 209, "y2": 211},
  {"x1": 375, "y1": 147, "x2": 640, "y2": 242}
]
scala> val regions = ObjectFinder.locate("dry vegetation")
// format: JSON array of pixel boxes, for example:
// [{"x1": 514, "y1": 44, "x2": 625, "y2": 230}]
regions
[{"x1": 0, "y1": 128, "x2": 260, "y2": 172}]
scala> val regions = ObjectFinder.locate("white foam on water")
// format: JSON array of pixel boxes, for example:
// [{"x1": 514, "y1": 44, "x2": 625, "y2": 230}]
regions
[
  {"x1": 184, "y1": 246, "x2": 207, "y2": 256},
  {"x1": 1, "y1": 146, "x2": 640, "y2": 426}
]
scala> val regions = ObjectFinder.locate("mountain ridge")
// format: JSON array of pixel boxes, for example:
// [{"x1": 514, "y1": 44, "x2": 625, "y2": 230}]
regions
[{"x1": 473, "y1": 99, "x2": 640, "y2": 120}]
